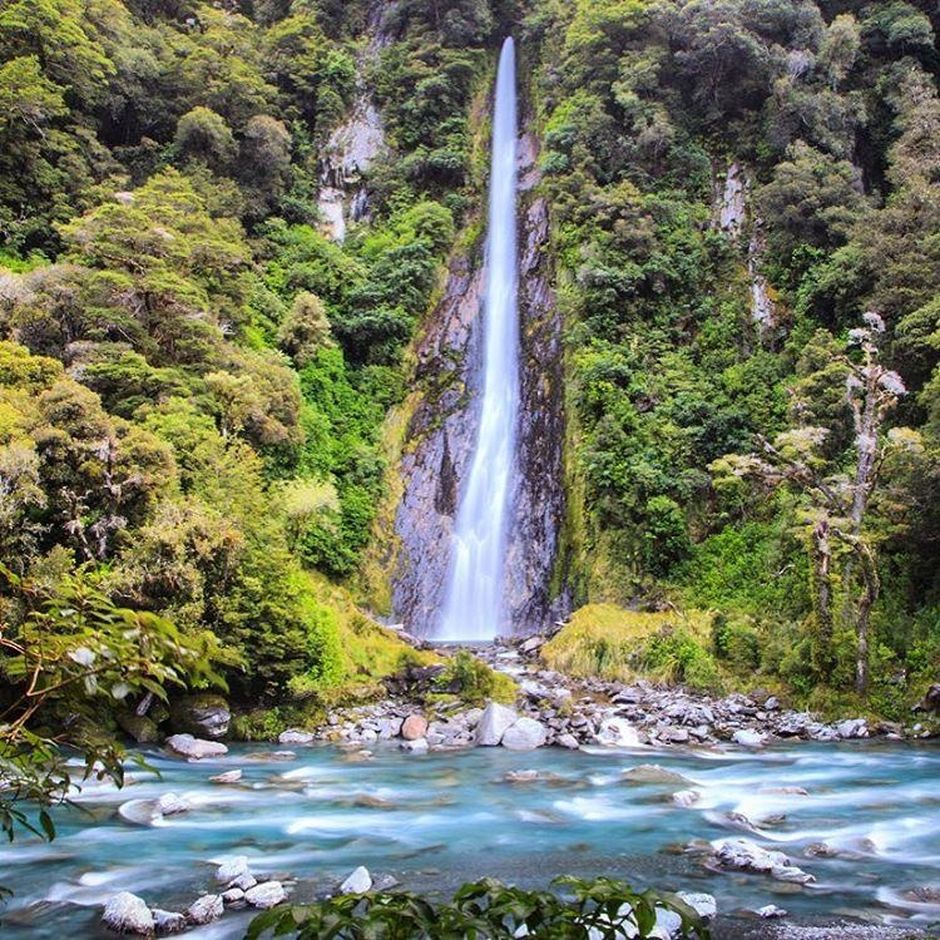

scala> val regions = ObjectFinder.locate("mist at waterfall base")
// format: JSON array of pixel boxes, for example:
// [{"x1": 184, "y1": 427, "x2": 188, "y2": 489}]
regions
[{"x1": 436, "y1": 37, "x2": 519, "y2": 643}]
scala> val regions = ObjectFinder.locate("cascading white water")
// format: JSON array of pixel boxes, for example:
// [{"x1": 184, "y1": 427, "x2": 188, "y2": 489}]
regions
[{"x1": 436, "y1": 37, "x2": 519, "y2": 641}]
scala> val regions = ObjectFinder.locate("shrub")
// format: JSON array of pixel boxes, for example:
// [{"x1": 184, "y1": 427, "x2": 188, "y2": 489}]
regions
[{"x1": 434, "y1": 650, "x2": 517, "y2": 706}]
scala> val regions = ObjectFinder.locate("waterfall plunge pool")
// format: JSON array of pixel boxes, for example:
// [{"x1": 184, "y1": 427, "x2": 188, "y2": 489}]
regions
[{"x1": 2, "y1": 740, "x2": 939, "y2": 937}]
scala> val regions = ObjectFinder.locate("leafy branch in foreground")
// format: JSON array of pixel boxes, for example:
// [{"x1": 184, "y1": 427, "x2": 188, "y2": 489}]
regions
[
  {"x1": 246, "y1": 876, "x2": 710, "y2": 939},
  {"x1": 0, "y1": 564, "x2": 226, "y2": 845}
]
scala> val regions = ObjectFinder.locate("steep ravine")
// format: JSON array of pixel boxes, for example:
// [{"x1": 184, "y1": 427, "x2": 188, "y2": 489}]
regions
[{"x1": 387, "y1": 116, "x2": 569, "y2": 638}]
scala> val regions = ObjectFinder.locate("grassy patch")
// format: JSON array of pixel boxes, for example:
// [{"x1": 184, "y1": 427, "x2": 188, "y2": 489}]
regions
[{"x1": 542, "y1": 603, "x2": 721, "y2": 691}]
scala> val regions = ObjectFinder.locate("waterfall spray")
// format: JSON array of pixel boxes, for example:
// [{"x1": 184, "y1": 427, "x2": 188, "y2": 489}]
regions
[{"x1": 436, "y1": 37, "x2": 519, "y2": 641}]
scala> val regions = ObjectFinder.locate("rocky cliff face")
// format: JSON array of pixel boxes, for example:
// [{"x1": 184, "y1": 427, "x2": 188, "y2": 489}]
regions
[{"x1": 389, "y1": 128, "x2": 569, "y2": 637}]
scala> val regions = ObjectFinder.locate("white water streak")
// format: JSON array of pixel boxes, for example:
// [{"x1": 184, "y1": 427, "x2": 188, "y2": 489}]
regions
[{"x1": 437, "y1": 38, "x2": 519, "y2": 641}]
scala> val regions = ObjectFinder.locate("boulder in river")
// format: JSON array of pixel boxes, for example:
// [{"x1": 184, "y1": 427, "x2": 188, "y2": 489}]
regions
[
  {"x1": 556, "y1": 733, "x2": 580, "y2": 749},
  {"x1": 475, "y1": 702, "x2": 519, "y2": 746},
  {"x1": 169, "y1": 694, "x2": 230, "y2": 739},
  {"x1": 756, "y1": 904, "x2": 788, "y2": 918},
  {"x1": 279, "y1": 728, "x2": 315, "y2": 745},
  {"x1": 710, "y1": 838, "x2": 815, "y2": 884},
  {"x1": 186, "y1": 894, "x2": 224, "y2": 925},
  {"x1": 209, "y1": 769, "x2": 242, "y2": 784},
  {"x1": 155, "y1": 792, "x2": 189, "y2": 816},
  {"x1": 621, "y1": 765, "x2": 694, "y2": 787},
  {"x1": 245, "y1": 881, "x2": 287, "y2": 909},
  {"x1": 401, "y1": 714, "x2": 429, "y2": 740},
  {"x1": 165, "y1": 734, "x2": 228, "y2": 760},
  {"x1": 676, "y1": 892, "x2": 716, "y2": 919},
  {"x1": 152, "y1": 909, "x2": 186, "y2": 935},
  {"x1": 732, "y1": 729, "x2": 768, "y2": 748},
  {"x1": 221, "y1": 888, "x2": 245, "y2": 907},
  {"x1": 214, "y1": 855, "x2": 249, "y2": 884},
  {"x1": 501, "y1": 717, "x2": 547, "y2": 751},
  {"x1": 340, "y1": 866, "x2": 372, "y2": 894},
  {"x1": 102, "y1": 891, "x2": 154, "y2": 935},
  {"x1": 400, "y1": 737, "x2": 429, "y2": 753}
]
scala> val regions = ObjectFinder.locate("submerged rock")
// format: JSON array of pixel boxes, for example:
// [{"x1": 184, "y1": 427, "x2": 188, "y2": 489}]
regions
[
  {"x1": 341, "y1": 866, "x2": 373, "y2": 894},
  {"x1": 165, "y1": 734, "x2": 228, "y2": 760},
  {"x1": 501, "y1": 717, "x2": 547, "y2": 751},
  {"x1": 621, "y1": 765, "x2": 694, "y2": 787},
  {"x1": 245, "y1": 881, "x2": 287, "y2": 909},
  {"x1": 475, "y1": 702, "x2": 518, "y2": 746},
  {"x1": 102, "y1": 891, "x2": 154, "y2": 935},
  {"x1": 186, "y1": 894, "x2": 224, "y2": 925}
]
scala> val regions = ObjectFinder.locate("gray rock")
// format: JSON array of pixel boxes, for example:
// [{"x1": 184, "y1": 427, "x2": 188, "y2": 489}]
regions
[
  {"x1": 556, "y1": 733, "x2": 580, "y2": 749},
  {"x1": 732, "y1": 729, "x2": 767, "y2": 748},
  {"x1": 475, "y1": 702, "x2": 519, "y2": 746},
  {"x1": 228, "y1": 872, "x2": 257, "y2": 891},
  {"x1": 621, "y1": 765, "x2": 694, "y2": 787},
  {"x1": 165, "y1": 734, "x2": 228, "y2": 760},
  {"x1": 756, "y1": 904, "x2": 788, "y2": 919},
  {"x1": 245, "y1": 881, "x2": 287, "y2": 909},
  {"x1": 341, "y1": 866, "x2": 372, "y2": 894},
  {"x1": 155, "y1": 792, "x2": 189, "y2": 816},
  {"x1": 835, "y1": 718, "x2": 868, "y2": 739},
  {"x1": 170, "y1": 694, "x2": 230, "y2": 739},
  {"x1": 596, "y1": 717, "x2": 640, "y2": 747},
  {"x1": 209, "y1": 769, "x2": 242, "y2": 784},
  {"x1": 372, "y1": 873, "x2": 400, "y2": 892},
  {"x1": 186, "y1": 894, "x2": 224, "y2": 926},
  {"x1": 676, "y1": 892, "x2": 717, "y2": 919},
  {"x1": 501, "y1": 717, "x2": 548, "y2": 751},
  {"x1": 279, "y1": 728, "x2": 315, "y2": 745},
  {"x1": 221, "y1": 888, "x2": 245, "y2": 907},
  {"x1": 102, "y1": 892, "x2": 154, "y2": 935},
  {"x1": 653, "y1": 908, "x2": 682, "y2": 938},
  {"x1": 152, "y1": 909, "x2": 187, "y2": 936},
  {"x1": 215, "y1": 855, "x2": 250, "y2": 884},
  {"x1": 672, "y1": 789, "x2": 700, "y2": 808},
  {"x1": 376, "y1": 717, "x2": 404, "y2": 739},
  {"x1": 711, "y1": 838, "x2": 814, "y2": 884},
  {"x1": 400, "y1": 737, "x2": 428, "y2": 753}
]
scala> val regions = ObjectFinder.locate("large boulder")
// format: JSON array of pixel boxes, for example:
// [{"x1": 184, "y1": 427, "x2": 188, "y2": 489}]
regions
[
  {"x1": 102, "y1": 892, "x2": 154, "y2": 935},
  {"x1": 186, "y1": 894, "x2": 224, "y2": 925},
  {"x1": 117, "y1": 712, "x2": 163, "y2": 744},
  {"x1": 475, "y1": 702, "x2": 518, "y2": 746},
  {"x1": 152, "y1": 909, "x2": 187, "y2": 936},
  {"x1": 401, "y1": 714, "x2": 428, "y2": 740},
  {"x1": 170, "y1": 694, "x2": 230, "y2": 739},
  {"x1": 165, "y1": 734, "x2": 228, "y2": 760},
  {"x1": 710, "y1": 838, "x2": 815, "y2": 884},
  {"x1": 245, "y1": 881, "x2": 287, "y2": 909},
  {"x1": 501, "y1": 717, "x2": 548, "y2": 751},
  {"x1": 732, "y1": 729, "x2": 768, "y2": 748}
]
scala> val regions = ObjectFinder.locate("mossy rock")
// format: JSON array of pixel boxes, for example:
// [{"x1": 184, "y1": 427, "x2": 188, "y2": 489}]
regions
[
  {"x1": 169, "y1": 693, "x2": 231, "y2": 739},
  {"x1": 117, "y1": 711, "x2": 163, "y2": 744}
]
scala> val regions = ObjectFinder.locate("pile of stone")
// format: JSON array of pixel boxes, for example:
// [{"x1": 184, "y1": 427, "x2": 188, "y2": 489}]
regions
[{"x1": 101, "y1": 857, "x2": 287, "y2": 936}]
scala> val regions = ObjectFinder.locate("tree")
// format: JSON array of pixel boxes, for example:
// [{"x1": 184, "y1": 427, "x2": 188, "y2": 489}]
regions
[
  {"x1": 277, "y1": 291, "x2": 333, "y2": 367},
  {"x1": 711, "y1": 314, "x2": 922, "y2": 691},
  {"x1": 173, "y1": 107, "x2": 236, "y2": 171},
  {"x1": 0, "y1": 564, "x2": 224, "y2": 844}
]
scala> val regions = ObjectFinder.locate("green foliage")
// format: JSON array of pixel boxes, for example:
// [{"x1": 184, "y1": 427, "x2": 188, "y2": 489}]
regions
[
  {"x1": 247, "y1": 876, "x2": 710, "y2": 940},
  {"x1": 435, "y1": 649, "x2": 517, "y2": 706},
  {"x1": 0, "y1": 563, "x2": 225, "y2": 842}
]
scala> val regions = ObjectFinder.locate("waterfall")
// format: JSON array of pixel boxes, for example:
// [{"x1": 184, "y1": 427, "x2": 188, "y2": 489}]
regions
[{"x1": 436, "y1": 37, "x2": 519, "y2": 642}]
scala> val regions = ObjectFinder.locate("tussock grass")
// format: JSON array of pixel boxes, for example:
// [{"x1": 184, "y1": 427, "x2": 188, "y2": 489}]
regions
[{"x1": 542, "y1": 603, "x2": 716, "y2": 687}]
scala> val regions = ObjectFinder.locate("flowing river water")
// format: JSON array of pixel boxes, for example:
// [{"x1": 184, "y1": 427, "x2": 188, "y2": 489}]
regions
[{"x1": 2, "y1": 740, "x2": 939, "y2": 937}]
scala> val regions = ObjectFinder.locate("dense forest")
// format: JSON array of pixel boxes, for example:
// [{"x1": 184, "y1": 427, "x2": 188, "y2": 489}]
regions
[{"x1": 1, "y1": 0, "x2": 939, "y2": 792}]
